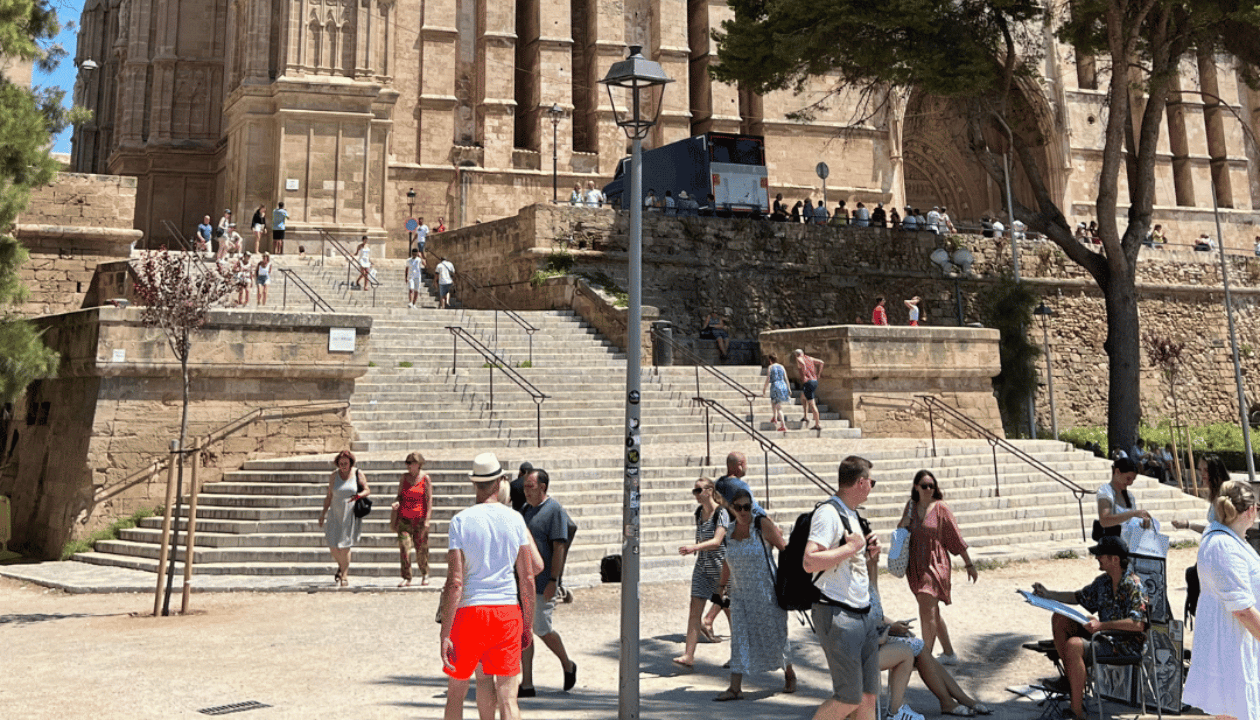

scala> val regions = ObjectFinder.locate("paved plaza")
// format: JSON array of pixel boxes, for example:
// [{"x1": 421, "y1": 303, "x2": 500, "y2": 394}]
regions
[{"x1": 0, "y1": 546, "x2": 1200, "y2": 720}]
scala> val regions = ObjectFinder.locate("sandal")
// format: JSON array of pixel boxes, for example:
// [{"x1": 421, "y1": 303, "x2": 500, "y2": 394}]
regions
[
  {"x1": 672, "y1": 657, "x2": 695, "y2": 668},
  {"x1": 971, "y1": 704, "x2": 992, "y2": 715},
  {"x1": 942, "y1": 707, "x2": 977, "y2": 717},
  {"x1": 713, "y1": 690, "x2": 742, "y2": 702}
]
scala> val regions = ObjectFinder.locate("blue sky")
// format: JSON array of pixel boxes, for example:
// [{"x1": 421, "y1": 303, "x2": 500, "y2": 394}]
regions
[{"x1": 38, "y1": 0, "x2": 87, "y2": 154}]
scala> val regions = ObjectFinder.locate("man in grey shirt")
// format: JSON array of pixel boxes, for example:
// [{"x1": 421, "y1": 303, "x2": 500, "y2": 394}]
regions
[{"x1": 519, "y1": 468, "x2": 577, "y2": 696}]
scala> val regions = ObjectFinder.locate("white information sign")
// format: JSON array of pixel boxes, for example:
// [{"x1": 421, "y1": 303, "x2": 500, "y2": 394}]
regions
[
  {"x1": 285, "y1": 178, "x2": 299, "y2": 191},
  {"x1": 112, "y1": 349, "x2": 126, "y2": 362},
  {"x1": 328, "y1": 328, "x2": 357, "y2": 352}
]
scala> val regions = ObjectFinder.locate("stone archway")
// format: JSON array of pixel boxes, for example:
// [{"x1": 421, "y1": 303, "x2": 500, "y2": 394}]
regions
[{"x1": 901, "y1": 86, "x2": 1062, "y2": 225}]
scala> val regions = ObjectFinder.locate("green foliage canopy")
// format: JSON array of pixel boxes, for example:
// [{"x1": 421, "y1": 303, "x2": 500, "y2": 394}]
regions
[{"x1": 0, "y1": 0, "x2": 76, "y2": 402}]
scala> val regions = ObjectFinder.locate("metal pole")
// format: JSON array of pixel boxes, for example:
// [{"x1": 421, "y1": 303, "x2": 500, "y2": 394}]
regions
[
  {"x1": 1213, "y1": 194, "x2": 1257, "y2": 480},
  {"x1": 619, "y1": 128, "x2": 644, "y2": 720},
  {"x1": 1041, "y1": 314, "x2": 1059, "y2": 440},
  {"x1": 552, "y1": 118, "x2": 559, "y2": 202},
  {"x1": 953, "y1": 276, "x2": 963, "y2": 326}
]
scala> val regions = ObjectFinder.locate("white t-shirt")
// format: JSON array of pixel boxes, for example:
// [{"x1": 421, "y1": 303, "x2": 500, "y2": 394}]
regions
[
  {"x1": 448, "y1": 503, "x2": 531, "y2": 607},
  {"x1": 808, "y1": 498, "x2": 870, "y2": 607},
  {"x1": 406, "y1": 256, "x2": 422, "y2": 279},
  {"x1": 1096, "y1": 481, "x2": 1135, "y2": 516},
  {"x1": 909, "y1": 306, "x2": 920, "y2": 322},
  {"x1": 584, "y1": 188, "x2": 604, "y2": 207},
  {"x1": 435, "y1": 260, "x2": 454, "y2": 285},
  {"x1": 416, "y1": 224, "x2": 429, "y2": 243}
]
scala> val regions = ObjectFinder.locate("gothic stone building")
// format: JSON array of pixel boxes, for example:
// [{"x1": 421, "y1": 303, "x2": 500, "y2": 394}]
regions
[{"x1": 70, "y1": 0, "x2": 1260, "y2": 255}]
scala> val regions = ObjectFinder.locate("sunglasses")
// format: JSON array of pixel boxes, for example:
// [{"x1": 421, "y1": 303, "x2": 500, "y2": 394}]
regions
[
  {"x1": 866, "y1": 477, "x2": 877, "y2": 487},
  {"x1": 917, "y1": 483, "x2": 937, "y2": 491},
  {"x1": 691, "y1": 487, "x2": 704, "y2": 495},
  {"x1": 733, "y1": 503, "x2": 753, "y2": 512}
]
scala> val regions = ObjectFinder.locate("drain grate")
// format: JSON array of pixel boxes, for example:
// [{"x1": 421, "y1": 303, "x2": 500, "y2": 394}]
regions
[{"x1": 197, "y1": 701, "x2": 272, "y2": 716}]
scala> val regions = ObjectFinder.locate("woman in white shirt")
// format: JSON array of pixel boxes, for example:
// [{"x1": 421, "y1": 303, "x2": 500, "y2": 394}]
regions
[{"x1": 1183, "y1": 481, "x2": 1260, "y2": 720}]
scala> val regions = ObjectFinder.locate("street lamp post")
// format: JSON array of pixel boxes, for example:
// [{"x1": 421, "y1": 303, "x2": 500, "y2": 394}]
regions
[
  {"x1": 406, "y1": 187, "x2": 416, "y2": 219},
  {"x1": 1034, "y1": 301, "x2": 1058, "y2": 440},
  {"x1": 929, "y1": 247, "x2": 974, "y2": 326},
  {"x1": 548, "y1": 104, "x2": 564, "y2": 202},
  {"x1": 600, "y1": 45, "x2": 672, "y2": 720}
]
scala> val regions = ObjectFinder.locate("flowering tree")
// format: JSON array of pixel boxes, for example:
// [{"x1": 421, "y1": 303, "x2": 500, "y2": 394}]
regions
[{"x1": 131, "y1": 248, "x2": 234, "y2": 613}]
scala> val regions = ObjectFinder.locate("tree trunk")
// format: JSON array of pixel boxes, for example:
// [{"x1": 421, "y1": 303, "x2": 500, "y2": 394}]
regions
[
  {"x1": 162, "y1": 341, "x2": 191, "y2": 615},
  {"x1": 1102, "y1": 270, "x2": 1141, "y2": 457}
]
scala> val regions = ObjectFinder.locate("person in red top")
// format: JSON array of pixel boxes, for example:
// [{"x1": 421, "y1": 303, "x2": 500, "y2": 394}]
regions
[
  {"x1": 794, "y1": 349, "x2": 825, "y2": 431},
  {"x1": 896, "y1": 470, "x2": 977, "y2": 666},
  {"x1": 391, "y1": 451, "x2": 432, "y2": 587},
  {"x1": 872, "y1": 296, "x2": 889, "y2": 326}
]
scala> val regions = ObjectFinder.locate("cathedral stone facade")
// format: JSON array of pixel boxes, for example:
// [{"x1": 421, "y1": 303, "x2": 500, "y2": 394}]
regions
[{"x1": 70, "y1": 0, "x2": 1260, "y2": 255}]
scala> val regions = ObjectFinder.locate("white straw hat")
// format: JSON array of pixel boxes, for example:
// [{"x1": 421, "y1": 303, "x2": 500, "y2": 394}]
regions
[{"x1": 468, "y1": 452, "x2": 505, "y2": 481}]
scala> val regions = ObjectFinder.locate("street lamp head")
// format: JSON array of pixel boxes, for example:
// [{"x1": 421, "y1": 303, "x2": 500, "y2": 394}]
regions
[
  {"x1": 952, "y1": 247, "x2": 974, "y2": 275},
  {"x1": 406, "y1": 187, "x2": 416, "y2": 200},
  {"x1": 80, "y1": 59, "x2": 99, "y2": 71},
  {"x1": 548, "y1": 103, "x2": 565, "y2": 119},
  {"x1": 599, "y1": 45, "x2": 673, "y2": 140},
  {"x1": 1034, "y1": 301, "x2": 1055, "y2": 318}
]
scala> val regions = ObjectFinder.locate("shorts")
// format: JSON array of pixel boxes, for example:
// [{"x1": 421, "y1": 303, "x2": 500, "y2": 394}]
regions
[
  {"x1": 444, "y1": 604, "x2": 523, "y2": 680},
  {"x1": 1064, "y1": 619, "x2": 1125, "y2": 663},
  {"x1": 813, "y1": 603, "x2": 880, "y2": 704},
  {"x1": 252, "y1": 223, "x2": 264, "y2": 232},
  {"x1": 256, "y1": 275, "x2": 269, "y2": 287},
  {"x1": 273, "y1": 229, "x2": 286, "y2": 240},
  {"x1": 802, "y1": 379, "x2": 819, "y2": 401},
  {"x1": 417, "y1": 240, "x2": 427, "y2": 252},
  {"x1": 439, "y1": 282, "x2": 453, "y2": 297},
  {"x1": 408, "y1": 276, "x2": 422, "y2": 291},
  {"x1": 533, "y1": 594, "x2": 557, "y2": 636}
]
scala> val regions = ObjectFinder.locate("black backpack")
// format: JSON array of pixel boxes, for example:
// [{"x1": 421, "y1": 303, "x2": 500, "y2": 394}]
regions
[{"x1": 775, "y1": 497, "x2": 868, "y2": 612}]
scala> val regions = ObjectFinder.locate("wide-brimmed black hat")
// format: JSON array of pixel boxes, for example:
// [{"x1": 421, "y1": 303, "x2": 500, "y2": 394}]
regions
[{"x1": 1088, "y1": 535, "x2": 1130, "y2": 558}]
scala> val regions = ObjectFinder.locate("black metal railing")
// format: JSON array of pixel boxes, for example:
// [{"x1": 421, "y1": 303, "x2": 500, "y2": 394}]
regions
[
  {"x1": 279, "y1": 268, "x2": 336, "y2": 312},
  {"x1": 318, "y1": 230, "x2": 379, "y2": 307},
  {"x1": 691, "y1": 396, "x2": 832, "y2": 508},
  {"x1": 427, "y1": 256, "x2": 538, "y2": 365},
  {"x1": 158, "y1": 219, "x2": 204, "y2": 259},
  {"x1": 447, "y1": 326, "x2": 549, "y2": 447},
  {"x1": 651, "y1": 326, "x2": 758, "y2": 424},
  {"x1": 918, "y1": 394, "x2": 1089, "y2": 541}
]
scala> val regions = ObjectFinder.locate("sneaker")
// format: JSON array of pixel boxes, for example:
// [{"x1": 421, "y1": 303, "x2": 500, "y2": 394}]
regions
[
  {"x1": 889, "y1": 704, "x2": 925, "y2": 720},
  {"x1": 937, "y1": 652, "x2": 959, "y2": 666},
  {"x1": 407, "y1": 303, "x2": 415, "y2": 309}
]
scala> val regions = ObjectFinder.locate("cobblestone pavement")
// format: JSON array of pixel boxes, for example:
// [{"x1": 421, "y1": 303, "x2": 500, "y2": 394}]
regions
[{"x1": 0, "y1": 548, "x2": 1200, "y2": 720}]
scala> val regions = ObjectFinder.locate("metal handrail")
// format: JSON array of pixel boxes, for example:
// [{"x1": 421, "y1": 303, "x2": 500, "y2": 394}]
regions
[
  {"x1": 427, "y1": 255, "x2": 538, "y2": 364},
  {"x1": 918, "y1": 394, "x2": 1089, "y2": 541},
  {"x1": 93, "y1": 401, "x2": 351, "y2": 504},
  {"x1": 650, "y1": 326, "x2": 758, "y2": 424},
  {"x1": 446, "y1": 326, "x2": 550, "y2": 447},
  {"x1": 159, "y1": 219, "x2": 197, "y2": 254},
  {"x1": 317, "y1": 230, "x2": 379, "y2": 307},
  {"x1": 691, "y1": 396, "x2": 833, "y2": 508},
  {"x1": 278, "y1": 268, "x2": 336, "y2": 312}
]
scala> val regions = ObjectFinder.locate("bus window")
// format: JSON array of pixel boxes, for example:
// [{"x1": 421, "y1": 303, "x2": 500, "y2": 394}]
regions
[
  {"x1": 734, "y1": 138, "x2": 764, "y2": 165},
  {"x1": 711, "y1": 142, "x2": 733, "y2": 164}
]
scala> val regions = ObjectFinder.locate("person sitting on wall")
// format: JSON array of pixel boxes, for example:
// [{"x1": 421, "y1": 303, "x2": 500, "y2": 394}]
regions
[
  {"x1": 700, "y1": 309, "x2": 731, "y2": 360},
  {"x1": 1195, "y1": 233, "x2": 1215, "y2": 252},
  {"x1": 644, "y1": 188, "x2": 659, "y2": 211}
]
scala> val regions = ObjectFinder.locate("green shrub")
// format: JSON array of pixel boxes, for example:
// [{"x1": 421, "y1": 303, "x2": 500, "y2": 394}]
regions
[
  {"x1": 60, "y1": 506, "x2": 159, "y2": 560},
  {"x1": 516, "y1": 360, "x2": 533, "y2": 368},
  {"x1": 398, "y1": 361, "x2": 413, "y2": 368},
  {"x1": 1053, "y1": 549, "x2": 1079, "y2": 560}
]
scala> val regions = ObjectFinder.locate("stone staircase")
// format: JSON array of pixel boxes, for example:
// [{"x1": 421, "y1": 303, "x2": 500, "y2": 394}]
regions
[
  {"x1": 76, "y1": 442, "x2": 1209, "y2": 587},
  {"x1": 71, "y1": 256, "x2": 1210, "y2": 587}
]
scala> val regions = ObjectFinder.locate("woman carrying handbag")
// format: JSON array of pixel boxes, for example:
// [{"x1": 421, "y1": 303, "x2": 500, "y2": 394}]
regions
[{"x1": 319, "y1": 450, "x2": 370, "y2": 587}]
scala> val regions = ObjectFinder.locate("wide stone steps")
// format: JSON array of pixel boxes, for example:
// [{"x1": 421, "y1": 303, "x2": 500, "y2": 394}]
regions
[{"x1": 73, "y1": 439, "x2": 1211, "y2": 585}]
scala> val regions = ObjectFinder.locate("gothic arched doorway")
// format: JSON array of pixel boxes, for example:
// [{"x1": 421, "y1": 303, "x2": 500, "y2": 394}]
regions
[{"x1": 901, "y1": 86, "x2": 1062, "y2": 226}]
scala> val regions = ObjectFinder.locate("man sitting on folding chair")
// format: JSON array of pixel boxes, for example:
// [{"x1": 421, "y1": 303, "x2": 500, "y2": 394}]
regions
[{"x1": 1030, "y1": 536, "x2": 1149, "y2": 720}]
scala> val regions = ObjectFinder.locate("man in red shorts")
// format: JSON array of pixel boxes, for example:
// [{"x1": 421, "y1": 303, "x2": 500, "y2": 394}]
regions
[{"x1": 440, "y1": 452, "x2": 542, "y2": 720}]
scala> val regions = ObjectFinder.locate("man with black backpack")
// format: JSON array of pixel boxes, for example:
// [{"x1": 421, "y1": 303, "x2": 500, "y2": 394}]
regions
[{"x1": 803, "y1": 456, "x2": 882, "y2": 720}]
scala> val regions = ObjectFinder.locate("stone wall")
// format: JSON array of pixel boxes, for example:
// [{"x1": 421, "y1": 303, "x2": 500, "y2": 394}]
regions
[
  {"x1": 425, "y1": 203, "x2": 1260, "y2": 432},
  {"x1": 12, "y1": 173, "x2": 143, "y2": 317},
  {"x1": 760, "y1": 326, "x2": 1004, "y2": 438},
  {"x1": 0, "y1": 307, "x2": 371, "y2": 559}
]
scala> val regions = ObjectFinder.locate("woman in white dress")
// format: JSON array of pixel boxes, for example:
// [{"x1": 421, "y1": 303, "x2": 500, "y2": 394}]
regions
[
  {"x1": 1183, "y1": 480, "x2": 1260, "y2": 720},
  {"x1": 354, "y1": 236, "x2": 372, "y2": 290}
]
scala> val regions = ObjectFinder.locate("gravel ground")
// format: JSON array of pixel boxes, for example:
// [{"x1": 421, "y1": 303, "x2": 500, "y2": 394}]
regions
[{"x1": 0, "y1": 546, "x2": 1200, "y2": 720}]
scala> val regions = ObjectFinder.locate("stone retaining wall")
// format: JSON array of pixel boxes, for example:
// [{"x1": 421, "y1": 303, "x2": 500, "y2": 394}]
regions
[
  {"x1": 426, "y1": 203, "x2": 1260, "y2": 431},
  {"x1": 12, "y1": 173, "x2": 143, "y2": 317},
  {"x1": 0, "y1": 307, "x2": 371, "y2": 559}
]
